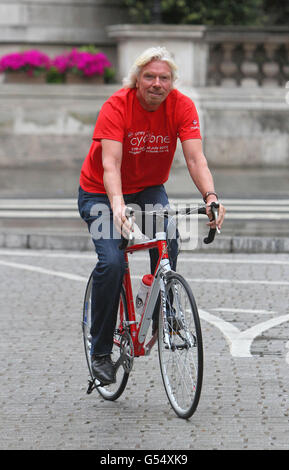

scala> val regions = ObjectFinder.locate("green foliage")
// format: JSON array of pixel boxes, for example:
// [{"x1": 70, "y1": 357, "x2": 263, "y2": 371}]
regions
[
  {"x1": 122, "y1": 0, "x2": 289, "y2": 25},
  {"x1": 46, "y1": 66, "x2": 65, "y2": 83},
  {"x1": 123, "y1": 0, "x2": 151, "y2": 23},
  {"x1": 104, "y1": 67, "x2": 116, "y2": 84},
  {"x1": 162, "y1": 0, "x2": 265, "y2": 25},
  {"x1": 78, "y1": 45, "x2": 99, "y2": 54},
  {"x1": 262, "y1": 0, "x2": 289, "y2": 25}
]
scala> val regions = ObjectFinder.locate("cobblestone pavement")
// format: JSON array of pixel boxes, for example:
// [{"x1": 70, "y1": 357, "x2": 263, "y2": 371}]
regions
[{"x1": 0, "y1": 248, "x2": 289, "y2": 450}]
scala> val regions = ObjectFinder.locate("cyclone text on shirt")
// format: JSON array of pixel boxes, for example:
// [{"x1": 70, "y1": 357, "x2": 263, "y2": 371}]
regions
[{"x1": 129, "y1": 131, "x2": 170, "y2": 155}]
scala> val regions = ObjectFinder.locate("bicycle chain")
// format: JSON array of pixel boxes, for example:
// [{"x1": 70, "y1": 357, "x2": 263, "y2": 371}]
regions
[{"x1": 119, "y1": 330, "x2": 134, "y2": 373}]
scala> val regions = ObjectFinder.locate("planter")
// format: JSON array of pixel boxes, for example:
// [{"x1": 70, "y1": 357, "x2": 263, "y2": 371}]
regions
[
  {"x1": 3, "y1": 71, "x2": 46, "y2": 84},
  {"x1": 66, "y1": 73, "x2": 104, "y2": 84}
]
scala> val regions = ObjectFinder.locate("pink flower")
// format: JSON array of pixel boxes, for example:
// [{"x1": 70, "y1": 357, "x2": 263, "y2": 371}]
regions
[
  {"x1": 0, "y1": 50, "x2": 51, "y2": 73},
  {"x1": 52, "y1": 49, "x2": 112, "y2": 77},
  {"x1": 52, "y1": 55, "x2": 70, "y2": 74}
]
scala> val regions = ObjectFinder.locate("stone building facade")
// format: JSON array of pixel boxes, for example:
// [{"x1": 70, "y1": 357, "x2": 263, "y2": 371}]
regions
[
  {"x1": 0, "y1": 1, "x2": 288, "y2": 168},
  {"x1": 0, "y1": 0, "x2": 127, "y2": 63}
]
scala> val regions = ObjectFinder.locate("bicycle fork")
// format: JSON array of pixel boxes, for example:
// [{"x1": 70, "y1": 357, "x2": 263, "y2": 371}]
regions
[
  {"x1": 160, "y1": 273, "x2": 195, "y2": 351},
  {"x1": 138, "y1": 258, "x2": 172, "y2": 356}
]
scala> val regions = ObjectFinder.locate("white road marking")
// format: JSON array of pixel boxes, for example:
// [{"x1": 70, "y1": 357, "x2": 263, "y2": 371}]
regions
[
  {"x1": 0, "y1": 257, "x2": 287, "y2": 287},
  {"x1": 211, "y1": 308, "x2": 276, "y2": 315},
  {"x1": 199, "y1": 309, "x2": 289, "y2": 357},
  {"x1": 0, "y1": 257, "x2": 288, "y2": 361},
  {"x1": 0, "y1": 259, "x2": 87, "y2": 282}
]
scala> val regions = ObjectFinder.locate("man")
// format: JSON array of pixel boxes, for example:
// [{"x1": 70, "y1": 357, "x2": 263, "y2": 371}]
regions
[{"x1": 78, "y1": 46, "x2": 226, "y2": 385}]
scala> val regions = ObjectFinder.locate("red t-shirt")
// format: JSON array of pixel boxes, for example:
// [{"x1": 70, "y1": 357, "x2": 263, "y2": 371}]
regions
[{"x1": 79, "y1": 87, "x2": 201, "y2": 194}]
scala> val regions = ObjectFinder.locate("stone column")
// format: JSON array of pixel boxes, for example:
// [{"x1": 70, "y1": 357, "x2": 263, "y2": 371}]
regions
[
  {"x1": 106, "y1": 24, "x2": 209, "y2": 87},
  {"x1": 262, "y1": 43, "x2": 280, "y2": 87},
  {"x1": 220, "y1": 43, "x2": 238, "y2": 87},
  {"x1": 240, "y1": 43, "x2": 259, "y2": 87},
  {"x1": 283, "y1": 44, "x2": 289, "y2": 83}
]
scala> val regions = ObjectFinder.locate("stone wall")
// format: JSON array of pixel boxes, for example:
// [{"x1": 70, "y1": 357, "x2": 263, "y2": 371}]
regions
[
  {"x1": 0, "y1": 84, "x2": 115, "y2": 168},
  {"x1": 0, "y1": 0, "x2": 127, "y2": 64},
  {"x1": 0, "y1": 84, "x2": 287, "y2": 169},
  {"x1": 0, "y1": 19, "x2": 288, "y2": 169},
  {"x1": 192, "y1": 87, "x2": 289, "y2": 167}
]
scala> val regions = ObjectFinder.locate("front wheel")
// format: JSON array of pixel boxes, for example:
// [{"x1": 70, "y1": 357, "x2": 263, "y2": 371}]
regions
[
  {"x1": 158, "y1": 272, "x2": 203, "y2": 419},
  {"x1": 82, "y1": 273, "x2": 130, "y2": 401}
]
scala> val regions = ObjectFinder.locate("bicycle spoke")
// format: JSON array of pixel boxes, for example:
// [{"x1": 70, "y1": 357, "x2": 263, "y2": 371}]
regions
[
  {"x1": 158, "y1": 273, "x2": 203, "y2": 419},
  {"x1": 82, "y1": 276, "x2": 130, "y2": 401}
]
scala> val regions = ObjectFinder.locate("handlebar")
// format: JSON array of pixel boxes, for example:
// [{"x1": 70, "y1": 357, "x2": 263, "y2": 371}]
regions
[
  {"x1": 198, "y1": 201, "x2": 219, "y2": 244},
  {"x1": 119, "y1": 202, "x2": 220, "y2": 250}
]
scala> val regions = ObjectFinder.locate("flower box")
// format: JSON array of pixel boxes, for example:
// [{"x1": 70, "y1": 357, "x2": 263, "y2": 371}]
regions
[
  {"x1": 0, "y1": 50, "x2": 50, "y2": 83},
  {"x1": 3, "y1": 71, "x2": 47, "y2": 84},
  {"x1": 65, "y1": 72, "x2": 104, "y2": 84},
  {"x1": 0, "y1": 48, "x2": 113, "y2": 84},
  {"x1": 53, "y1": 49, "x2": 111, "y2": 84}
]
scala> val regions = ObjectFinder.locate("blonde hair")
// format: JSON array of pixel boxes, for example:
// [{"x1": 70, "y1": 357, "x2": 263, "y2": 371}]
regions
[{"x1": 122, "y1": 46, "x2": 179, "y2": 88}]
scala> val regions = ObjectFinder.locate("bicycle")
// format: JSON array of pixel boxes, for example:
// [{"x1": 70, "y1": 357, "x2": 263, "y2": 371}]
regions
[{"x1": 82, "y1": 202, "x2": 219, "y2": 419}]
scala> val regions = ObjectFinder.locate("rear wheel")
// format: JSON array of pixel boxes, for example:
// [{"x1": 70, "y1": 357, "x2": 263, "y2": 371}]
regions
[
  {"x1": 158, "y1": 272, "x2": 203, "y2": 419},
  {"x1": 82, "y1": 274, "x2": 131, "y2": 401}
]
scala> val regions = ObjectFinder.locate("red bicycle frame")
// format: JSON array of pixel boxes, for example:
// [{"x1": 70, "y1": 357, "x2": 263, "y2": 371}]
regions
[
  {"x1": 116, "y1": 203, "x2": 219, "y2": 359},
  {"x1": 120, "y1": 236, "x2": 169, "y2": 357}
]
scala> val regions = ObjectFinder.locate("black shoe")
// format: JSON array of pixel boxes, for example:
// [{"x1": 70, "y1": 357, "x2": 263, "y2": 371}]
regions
[{"x1": 91, "y1": 354, "x2": 116, "y2": 385}]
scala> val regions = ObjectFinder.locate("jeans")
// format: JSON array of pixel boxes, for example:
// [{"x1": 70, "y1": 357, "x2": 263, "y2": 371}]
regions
[{"x1": 78, "y1": 184, "x2": 178, "y2": 356}]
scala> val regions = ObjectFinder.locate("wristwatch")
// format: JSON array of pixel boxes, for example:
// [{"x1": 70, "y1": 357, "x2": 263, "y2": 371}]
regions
[{"x1": 203, "y1": 191, "x2": 218, "y2": 203}]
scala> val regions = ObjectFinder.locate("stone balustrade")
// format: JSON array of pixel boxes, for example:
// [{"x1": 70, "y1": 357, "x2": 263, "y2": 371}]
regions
[
  {"x1": 108, "y1": 25, "x2": 289, "y2": 88},
  {"x1": 206, "y1": 27, "x2": 289, "y2": 87}
]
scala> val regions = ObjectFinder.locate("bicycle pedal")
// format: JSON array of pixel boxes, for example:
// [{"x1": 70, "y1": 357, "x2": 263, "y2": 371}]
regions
[
  {"x1": 86, "y1": 378, "x2": 107, "y2": 394},
  {"x1": 87, "y1": 379, "x2": 96, "y2": 394}
]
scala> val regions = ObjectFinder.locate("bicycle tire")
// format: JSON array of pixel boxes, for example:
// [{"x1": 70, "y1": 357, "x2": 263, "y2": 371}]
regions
[
  {"x1": 82, "y1": 274, "x2": 130, "y2": 401},
  {"x1": 158, "y1": 272, "x2": 203, "y2": 419}
]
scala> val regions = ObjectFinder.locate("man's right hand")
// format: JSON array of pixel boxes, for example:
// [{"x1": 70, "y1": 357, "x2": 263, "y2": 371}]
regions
[{"x1": 113, "y1": 203, "x2": 134, "y2": 239}]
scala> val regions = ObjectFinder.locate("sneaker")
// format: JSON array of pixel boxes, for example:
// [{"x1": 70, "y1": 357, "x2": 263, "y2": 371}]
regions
[{"x1": 91, "y1": 354, "x2": 116, "y2": 385}]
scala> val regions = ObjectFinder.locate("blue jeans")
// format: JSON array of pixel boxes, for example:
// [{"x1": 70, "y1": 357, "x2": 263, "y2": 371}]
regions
[{"x1": 78, "y1": 185, "x2": 178, "y2": 356}]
